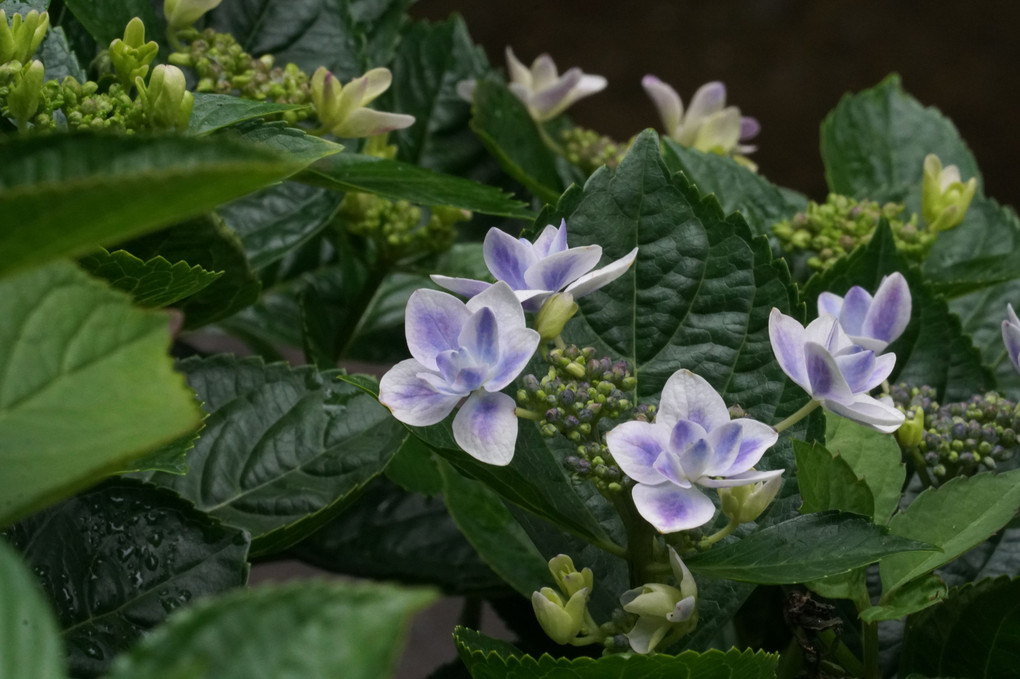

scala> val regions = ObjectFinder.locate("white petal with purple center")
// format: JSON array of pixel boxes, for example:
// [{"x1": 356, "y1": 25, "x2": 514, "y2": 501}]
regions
[
  {"x1": 861, "y1": 273, "x2": 911, "y2": 348},
  {"x1": 563, "y1": 247, "x2": 638, "y2": 299},
  {"x1": 606, "y1": 420, "x2": 672, "y2": 485},
  {"x1": 523, "y1": 246, "x2": 602, "y2": 293},
  {"x1": 453, "y1": 390, "x2": 518, "y2": 466},
  {"x1": 657, "y1": 369, "x2": 731, "y2": 432},
  {"x1": 379, "y1": 359, "x2": 462, "y2": 426},
  {"x1": 632, "y1": 483, "x2": 717, "y2": 534},
  {"x1": 483, "y1": 228, "x2": 535, "y2": 290},
  {"x1": 405, "y1": 289, "x2": 471, "y2": 370}
]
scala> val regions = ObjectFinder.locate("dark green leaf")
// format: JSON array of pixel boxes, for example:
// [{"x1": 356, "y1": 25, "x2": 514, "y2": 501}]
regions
[
  {"x1": 438, "y1": 459, "x2": 550, "y2": 597},
  {"x1": 679, "y1": 578, "x2": 758, "y2": 652},
  {"x1": 121, "y1": 426, "x2": 202, "y2": 476},
  {"x1": 223, "y1": 119, "x2": 343, "y2": 163},
  {"x1": 880, "y1": 469, "x2": 1020, "y2": 594},
  {"x1": 62, "y1": 0, "x2": 159, "y2": 45},
  {"x1": 383, "y1": 434, "x2": 444, "y2": 495},
  {"x1": 383, "y1": 16, "x2": 489, "y2": 174},
  {"x1": 952, "y1": 279, "x2": 1020, "y2": 400},
  {"x1": 820, "y1": 74, "x2": 981, "y2": 199},
  {"x1": 121, "y1": 213, "x2": 261, "y2": 328},
  {"x1": 0, "y1": 539, "x2": 65, "y2": 679},
  {"x1": 0, "y1": 261, "x2": 201, "y2": 527},
  {"x1": 302, "y1": 152, "x2": 534, "y2": 219},
  {"x1": 0, "y1": 133, "x2": 305, "y2": 280},
  {"x1": 661, "y1": 140, "x2": 806, "y2": 238},
  {"x1": 3, "y1": 479, "x2": 249, "y2": 679},
  {"x1": 104, "y1": 580, "x2": 437, "y2": 679},
  {"x1": 469, "y1": 78, "x2": 563, "y2": 204},
  {"x1": 37, "y1": 26, "x2": 87, "y2": 82},
  {"x1": 822, "y1": 413, "x2": 906, "y2": 525},
  {"x1": 217, "y1": 180, "x2": 342, "y2": 269},
  {"x1": 78, "y1": 248, "x2": 222, "y2": 308},
  {"x1": 900, "y1": 576, "x2": 1020, "y2": 678},
  {"x1": 794, "y1": 440, "x2": 875, "y2": 518},
  {"x1": 455, "y1": 626, "x2": 780, "y2": 679},
  {"x1": 860, "y1": 574, "x2": 947, "y2": 622},
  {"x1": 141, "y1": 357, "x2": 405, "y2": 557},
  {"x1": 802, "y1": 221, "x2": 993, "y2": 401},
  {"x1": 685, "y1": 512, "x2": 934, "y2": 584},
  {"x1": 188, "y1": 93, "x2": 311, "y2": 135},
  {"x1": 348, "y1": 0, "x2": 414, "y2": 71},
  {"x1": 2, "y1": 1, "x2": 50, "y2": 14},
  {"x1": 293, "y1": 476, "x2": 505, "y2": 594}
]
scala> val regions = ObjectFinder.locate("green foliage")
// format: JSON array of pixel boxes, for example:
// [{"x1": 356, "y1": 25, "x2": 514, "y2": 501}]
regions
[
  {"x1": 0, "y1": 260, "x2": 201, "y2": 527},
  {"x1": 104, "y1": 580, "x2": 437, "y2": 679},
  {"x1": 794, "y1": 441, "x2": 875, "y2": 518},
  {"x1": 0, "y1": 539, "x2": 65, "y2": 679},
  {"x1": 36, "y1": 26, "x2": 86, "y2": 82},
  {"x1": 823, "y1": 413, "x2": 906, "y2": 524},
  {"x1": 78, "y1": 248, "x2": 222, "y2": 308},
  {"x1": 859, "y1": 573, "x2": 946, "y2": 622},
  {"x1": 3, "y1": 479, "x2": 249, "y2": 678},
  {"x1": 62, "y1": 0, "x2": 161, "y2": 47},
  {"x1": 188, "y1": 93, "x2": 311, "y2": 134}
]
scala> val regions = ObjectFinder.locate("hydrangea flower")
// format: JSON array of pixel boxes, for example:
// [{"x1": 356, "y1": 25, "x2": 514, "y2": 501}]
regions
[
  {"x1": 816, "y1": 272, "x2": 912, "y2": 352},
  {"x1": 310, "y1": 66, "x2": 415, "y2": 138},
  {"x1": 431, "y1": 220, "x2": 638, "y2": 312},
  {"x1": 606, "y1": 370, "x2": 781, "y2": 533},
  {"x1": 642, "y1": 76, "x2": 759, "y2": 160},
  {"x1": 620, "y1": 547, "x2": 697, "y2": 654},
  {"x1": 922, "y1": 153, "x2": 978, "y2": 232},
  {"x1": 379, "y1": 282, "x2": 539, "y2": 465},
  {"x1": 769, "y1": 309, "x2": 904, "y2": 433},
  {"x1": 1002, "y1": 303, "x2": 1020, "y2": 375},
  {"x1": 458, "y1": 48, "x2": 607, "y2": 122}
]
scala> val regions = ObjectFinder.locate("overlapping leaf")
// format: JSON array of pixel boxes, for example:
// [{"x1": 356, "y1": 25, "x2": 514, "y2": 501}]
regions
[
  {"x1": 821, "y1": 413, "x2": 906, "y2": 525},
  {"x1": 78, "y1": 248, "x2": 222, "y2": 308},
  {"x1": 63, "y1": 0, "x2": 160, "y2": 46},
  {"x1": 0, "y1": 539, "x2": 65, "y2": 679},
  {"x1": 189, "y1": 93, "x2": 311, "y2": 135}
]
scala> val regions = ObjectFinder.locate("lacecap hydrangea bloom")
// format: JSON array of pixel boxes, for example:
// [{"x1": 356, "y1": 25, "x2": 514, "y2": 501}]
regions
[
  {"x1": 817, "y1": 272, "x2": 912, "y2": 352},
  {"x1": 458, "y1": 48, "x2": 607, "y2": 122},
  {"x1": 1002, "y1": 304, "x2": 1020, "y2": 375},
  {"x1": 379, "y1": 282, "x2": 539, "y2": 465},
  {"x1": 606, "y1": 370, "x2": 781, "y2": 534},
  {"x1": 432, "y1": 220, "x2": 638, "y2": 312}
]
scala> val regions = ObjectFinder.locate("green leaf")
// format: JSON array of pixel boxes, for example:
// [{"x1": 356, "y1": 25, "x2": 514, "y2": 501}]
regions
[
  {"x1": 104, "y1": 580, "x2": 437, "y2": 679},
  {"x1": 78, "y1": 248, "x2": 223, "y2": 308},
  {"x1": 121, "y1": 213, "x2": 261, "y2": 328},
  {"x1": 2, "y1": 1, "x2": 51, "y2": 14},
  {"x1": 142, "y1": 357, "x2": 405, "y2": 557},
  {"x1": 438, "y1": 459, "x2": 550, "y2": 597},
  {"x1": 952, "y1": 279, "x2": 1020, "y2": 400},
  {"x1": 880, "y1": 469, "x2": 1020, "y2": 594},
  {"x1": 0, "y1": 539, "x2": 65, "y2": 679},
  {"x1": 0, "y1": 133, "x2": 306, "y2": 280},
  {"x1": 685, "y1": 512, "x2": 934, "y2": 584},
  {"x1": 62, "y1": 0, "x2": 160, "y2": 45},
  {"x1": 823, "y1": 413, "x2": 906, "y2": 525},
  {"x1": 302, "y1": 151, "x2": 534, "y2": 219},
  {"x1": 900, "y1": 576, "x2": 1020, "y2": 678},
  {"x1": 383, "y1": 435, "x2": 444, "y2": 494},
  {"x1": 223, "y1": 120, "x2": 343, "y2": 163},
  {"x1": 661, "y1": 140, "x2": 806, "y2": 238},
  {"x1": 121, "y1": 427, "x2": 202, "y2": 476},
  {"x1": 860, "y1": 574, "x2": 947, "y2": 622},
  {"x1": 347, "y1": 0, "x2": 414, "y2": 67},
  {"x1": 3, "y1": 479, "x2": 249, "y2": 679},
  {"x1": 802, "y1": 221, "x2": 994, "y2": 401},
  {"x1": 382, "y1": 16, "x2": 489, "y2": 174},
  {"x1": 455, "y1": 626, "x2": 780, "y2": 679},
  {"x1": 37, "y1": 26, "x2": 87, "y2": 82},
  {"x1": 820, "y1": 74, "x2": 981, "y2": 199},
  {"x1": 794, "y1": 440, "x2": 875, "y2": 518},
  {"x1": 0, "y1": 261, "x2": 201, "y2": 527},
  {"x1": 188, "y1": 93, "x2": 311, "y2": 135},
  {"x1": 217, "y1": 180, "x2": 343, "y2": 269},
  {"x1": 469, "y1": 78, "x2": 563, "y2": 204},
  {"x1": 293, "y1": 476, "x2": 505, "y2": 594}
]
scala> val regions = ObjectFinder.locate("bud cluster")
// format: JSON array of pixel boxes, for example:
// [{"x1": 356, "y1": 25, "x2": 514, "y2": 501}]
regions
[
  {"x1": 337, "y1": 193, "x2": 463, "y2": 259},
  {"x1": 889, "y1": 383, "x2": 1019, "y2": 480},
  {"x1": 168, "y1": 27, "x2": 312, "y2": 123},
  {"x1": 772, "y1": 194, "x2": 931, "y2": 271},
  {"x1": 559, "y1": 126, "x2": 629, "y2": 174}
]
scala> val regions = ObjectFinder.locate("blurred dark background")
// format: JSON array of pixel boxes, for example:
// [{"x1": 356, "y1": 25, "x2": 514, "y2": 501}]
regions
[{"x1": 413, "y1": 0, "x2": 1020, "y2": 208}]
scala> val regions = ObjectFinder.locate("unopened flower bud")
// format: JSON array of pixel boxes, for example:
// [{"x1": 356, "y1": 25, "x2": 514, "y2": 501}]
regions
[
  {"x1": 136, "y1": 64, "x2": 194, "y2": 131},
  {"x1": 310, "y1": 66, "x2": 414, "y2": 138},
  {"x1": 535, "y1": 292, "x2": 579, "y2": 342},
  {"x1": 164, "y1": 0, "x2": 223, "y2": 33},
  {"x1": 896, "y1": 408, "x2": 925, "y2": 449},
  {"x1": 0, "y1": 9, "x2": 49, "y2": 64},
  {"x1": 532, "y1": 586, "x2": 588, "y2": 645},
  {"x1": 7, "y1": 59, "x2": 45, "y2": 130},
  {"x1": 110, "y1": 17, "x2": 158, "y2": 89},
  {"x1": 548, "y1": 554, "x2": 594, "y2": 598},
  {"x1": 718, "y1": 475, "x2": 783, "y2": 524},
  {"x1": 922, "y1": 153, "x2": 977, "y2": 232}
]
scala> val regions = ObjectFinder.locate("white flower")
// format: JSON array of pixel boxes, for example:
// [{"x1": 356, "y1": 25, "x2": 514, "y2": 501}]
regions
[
  {"x1": 816, "y1": 272, "x2": 912, "y2": 352},
  {"x1": 310, "y1": 67, "x2": 415, "y2": 138}
]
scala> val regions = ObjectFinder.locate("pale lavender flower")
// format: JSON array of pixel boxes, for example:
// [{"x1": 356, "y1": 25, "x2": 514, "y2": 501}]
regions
[
  {"x1": 606, "y1": 370, "x2": 781, "y2": 534},
  {"x1": 379, "y1": 282, "x2": 539, "y2": 465},
  {"x1": 457, "y1": 47, "x2": 607, "y2": 122},
  {"x1": 1002, "y1": 304, "x2": 1020, "y2": 375},
  {"x1": 431, "y1": 220, "x2": 638, "y2": 312},
  {"x1": 769, "y1": 309, "x2": 904, "y2": 433},
  {"x1": 816, "y1": 273, "x2": 912, "y2": 352},
  {"x1": 310, "y1": 67, "x2": 415, "y2": 138},
  {"x1": 642, "y1": 76, "x2": 759, "y2": 161}
]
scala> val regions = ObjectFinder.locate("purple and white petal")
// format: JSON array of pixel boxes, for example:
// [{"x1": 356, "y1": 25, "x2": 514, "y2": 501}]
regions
[
  {"x1": 769, "y1": 309, "x2": 810, "y2": 390},
  {"x1": 532, "y1": 221, "x2": 568, "y2": 257},
  {"x1": 334, "y1": 108, "x2": 415, "y2": 138},
  {"x1": 642, "y1": 75, "x2": 684, "y2": 135},
  {"x1": 695, "y1": 107, "x2": 741, "y2": 151},
  {"x1": 430, "y1": 275, "x2": 492, "y2": 299},
  {"x1": 466, "y1": 281, "x2": 527, "y2": 334},
  {"x1": 739, "y1": 116, "x2": 761, "y2": 141},
  {"x1": 703, "y1": 421, "x2": 744, "y2": 477},
  {"x1": 1003, "y1": 303, "x2": 1020, "y2": 374},
  {"x1": 530, "y1": 53, "x2": 559, "y2": 90},
  {"x1": 523, "y1": 246, "x2": 602, "y2": 293},
  {"x1": 379, "y1": 359, "x2": 462, "y2": 426},
  {"x1": 652, "y1": 448, "x2": 690, "y2": 487},
  {"x1": 606, "y1": 421, "x2": 672, "y2": 485},
  {"x1": 861, "y1": 273, "x2": 911, "y2": 348},
  {"x1": 674, "y1": 437, "x2": 714, "y2": 481},
  {"x1": 804, "y1": 341, "x2": 854, "y2": 404},
  {"x1": 817, "y1": 291, "x2": 844, "y2": 318},
  {"x1": 726, "y1": 418, "x2": 779, "y2": 475},
  {"x1": 453, "y1": 390, "x2": 519, "y2": 465},
  {"x1": 631, "y1": 483, "x2": 716, "y2": 534},
  {"x1": 504, "y1": 47, "x2": 532, "y2": 89},
  {"x1": 485, "y1": 326, "x2": 540, "y2": 392},
  {"x1": 699, "y1": 467, "x2": 784, "y2": 488},
  {"x1": 483, "y1": 228, "x2": 536, "y2": 290},
  {"x1": 685, "y1": 81, "x2": 726, "y2": 126},
  {"x1": 658, "y1": 369, "x2": 731, "y2": 431},
  {"x1": 564, "y1": 247, "x2": 638, "y2": 299},
  {"x1": 838, "y1": 286, "x2": 872, "y2": 336},
  {"x1": 531, "y1": 68, "x2": 582, "y2": 120},
  {"x1": 824, "y1": 394, "x2": 905, "y2": 433},
  {"x1": 668, "y1": 419, "x2": 708, "y2": 455},
  {"x1": 405, "y1": 289, "x2": 471, "y2": 370},
  {"x1": 833, "y1": 349, "x2": 877, "y2": 394},
  {"x1": 458, "y1": 307, "x2": 500, "y2": 367},
  {"x1": 863, "y1": 351, "x2": 897, "y2": 392}
]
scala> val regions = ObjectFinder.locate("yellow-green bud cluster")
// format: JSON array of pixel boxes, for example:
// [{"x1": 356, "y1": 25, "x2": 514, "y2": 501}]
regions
[
  {"x1": 559, "y1": 126, "x2": 629, "y2": 174},
  {"x1": 337, "y1": 192, "x2": 462, "y2": 258},
  {"x1": 168, "y1": 27, "x2": 311, "y2": 123},
  {"x1": 772, "y1": 194, "x2": 931, "y2": 271},
  {"x1": 889, "y1": 383, "x2": 1019, "y2": 481}
]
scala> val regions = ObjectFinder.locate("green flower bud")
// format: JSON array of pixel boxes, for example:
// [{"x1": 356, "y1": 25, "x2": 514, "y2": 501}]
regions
[
  {"x1": 164, "y1": 0, "x2": 223, "y2": 33},
  {"x1": 535, "y1": 292, "x2": 579, "y2": 342},
  {"x1": 896, "y1": 408, "x2": 925, "y2": 449},
  {"x1": 0, "y1": 10, "x2": 49, "y2": 65},
  {"x1": 7, "y1": 59, "x2": 45, "y2": 130},
  {"x1": 110, "y1": 17, "x2": 159, "y2": 89},
  {"x1": 136, "y1": 64, "x2": 194, "y2": 131},
  {"x1": 718, "y1": 475, "x2": 782, "y2": 524},
  {"x1": 619, "y1": 548, "x2": 698, "y2": 654},
  {"x1": 548, "y1": 554, "x2": 594, "y2": 598},
  {"x1": 922, "y1": 153, "x2": 977, "y2": 232},
  {"x1": 531, "y1": 586, "x2": 588, "y2": 645}
]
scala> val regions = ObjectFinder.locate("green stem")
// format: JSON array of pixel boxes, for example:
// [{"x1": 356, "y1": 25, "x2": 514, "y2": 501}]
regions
[
  {"x1": 698, "y1": 516, "x2": 740, "y2": 549},
  {"x1": 537, "y1": 123, "x2": 567, "y2": 156},
  {"x1": 515, "y1": 407, "x2": 544, "y2": 421},
  {"x1": 853, "y1": 585, "x2": 879, "y2": 679},
  {"x1": 553, "y1": 335, "x2": 567, "y2": 350},
  {"x1": 906, "y1": 446, "x2": 934, "y2": 489},
  {"x1": 817, "y1": 629, "x2": 865, "y2": 677},
  {"x1": 610, "y1": 491, "x2": 658, "y2": 586},
  {"x1": 334, "y1": 263, "x2": 389, "y2": 360},
  {"x1": 773, "y1": 400, "x2": 821, "y2": 434}
]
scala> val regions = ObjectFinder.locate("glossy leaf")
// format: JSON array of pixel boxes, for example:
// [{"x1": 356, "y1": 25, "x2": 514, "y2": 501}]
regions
[
  {"x1": 0, "y1": 134, "x2": 305, "y2": 280},
  {"x1": 78, "y1": 248, "x2": 223, "y2": 308},
  {"x1": 0, "y1": 261, "x2": 201, "y2": 527},
  {"x1": 900, "y1": 576, "x2": 1020, "y2": 678},
  {"x1": 63, "y1": 0, "x2": 160, "y2": 46},
  {"x1": 189, "y1": 93, "x2": 311, "y2": 135},
  {"x1": 794, "y1": 440, "x2": 875, "y2": 518},
  {"x1": 820, "y1": 74, "x2": 981, "y2": 199},
  {"x1": 224, "y1": 120, "x2": 343, "y2": 163},
  {"x1": 822, "y1": 413, "x2": 906, "y2": 525},
  {"x1": 880, "y1": 469, "x2": 1020, "y2": 594},
  {"x1": 684, "y1": 512, "x2": 933, "y2": 584},
  {"x1": 0, "y1": 539, "x2": 65, "y2": 679},
  {"x1": 142, "y1": 356, "x2": 405, "y2": 557},
  {"x1": 3, "y1": 479, "x2": 249, "y2": 678},
  {"x1": 105, "y1": 580, "x2": 437, "y2": 679},
  {"x1": 860, "y1": 574, "x2": 947, "y2": 622}
]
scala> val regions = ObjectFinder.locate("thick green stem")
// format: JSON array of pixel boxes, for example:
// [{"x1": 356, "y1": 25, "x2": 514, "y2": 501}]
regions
[
  {"x1": 906, "y1": 446, "x2": 934, "y2": 489},
  {"x1": 817, "y1": 629, "x2": 865, "y2": 677},
  {"x1": 610, "y1": 491, "x2": 658, "y2": 586},
  {"x1": 698, "y1": 516, "x2": 740, "y2": 549},
  {"x1": 853, "y1": 585, "x2": 879, "y2": 679},
  {"x1": 773, "y1": 400, "x2": 821, "y2": 434}
]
